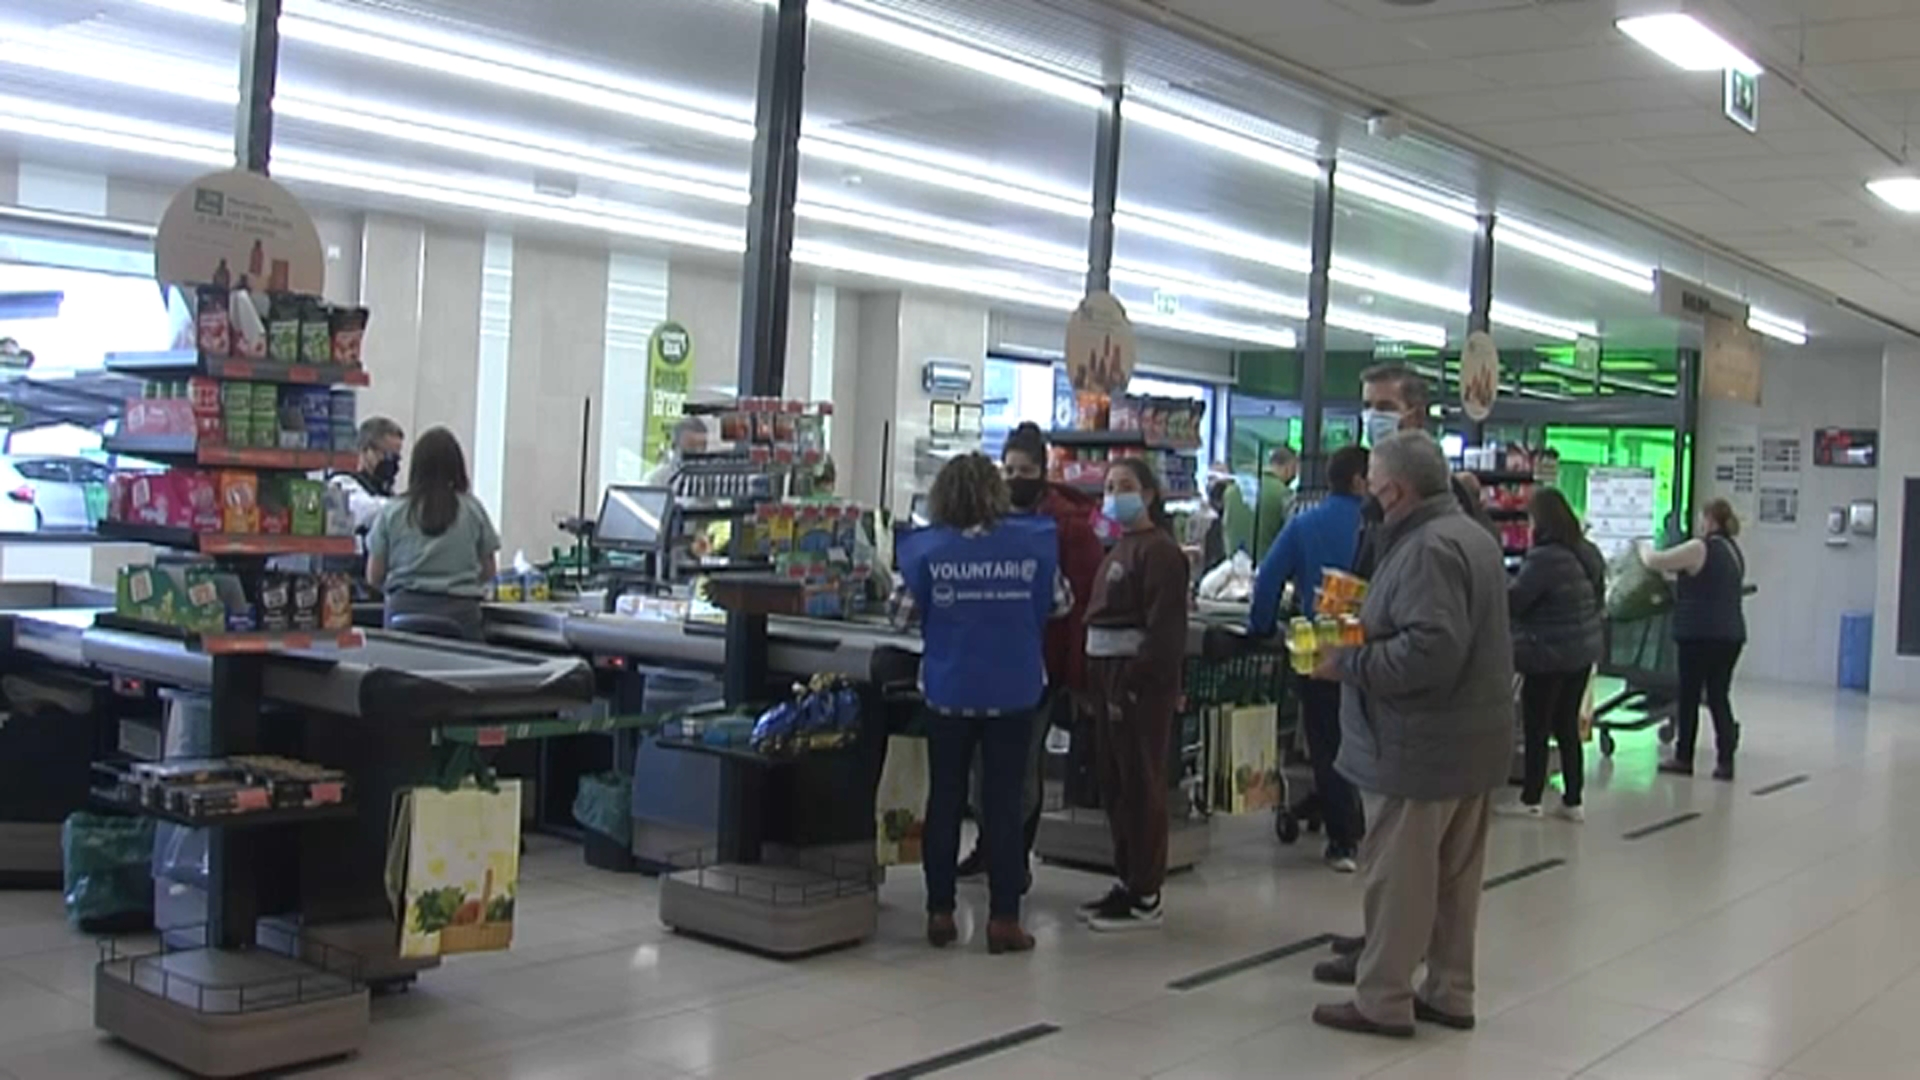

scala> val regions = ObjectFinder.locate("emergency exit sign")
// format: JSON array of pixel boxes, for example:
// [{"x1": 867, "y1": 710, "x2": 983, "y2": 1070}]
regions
[{"x1": 1725, "y1": 69, "x2": 1758, "y2": 133}]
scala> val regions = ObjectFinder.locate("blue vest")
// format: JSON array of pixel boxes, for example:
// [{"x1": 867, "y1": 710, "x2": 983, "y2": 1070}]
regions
[{"x1": 900, "y1": 516, "x2": 1058, "y2": 713}]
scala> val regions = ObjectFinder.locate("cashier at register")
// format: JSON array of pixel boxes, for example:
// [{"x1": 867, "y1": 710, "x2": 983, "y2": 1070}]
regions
[{"x1": 643, "y1": 416, "x2": 708, "y2": 488}]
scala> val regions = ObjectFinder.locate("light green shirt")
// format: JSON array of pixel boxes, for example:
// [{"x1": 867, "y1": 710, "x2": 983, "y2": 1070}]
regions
[{"x1": 368, "y1": 493, "x2": 500, "y2": 598}]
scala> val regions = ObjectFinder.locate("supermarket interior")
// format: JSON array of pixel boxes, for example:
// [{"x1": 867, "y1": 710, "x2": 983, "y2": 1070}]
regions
[{"x1": 6, "y1": 0, "x2": 1920, "y2": 1077}]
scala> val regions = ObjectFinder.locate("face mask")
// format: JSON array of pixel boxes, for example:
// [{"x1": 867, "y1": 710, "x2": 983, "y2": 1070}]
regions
[
  {"x1": 372, "y1": 452, "x2": 400, "y2": 488},
  {"x1": 1104, "y1": 492, "x2": 1146, "y2": 525},
  {"x1": 1360, "y1": 494, "x2": 1385, "y2": 524},
  {"x1": 1007, "y1": 477, "x2": 1045, "y2": 510},
  {"x1": 1362, "y1": 408, "x2": 1401, "y2": 447}
]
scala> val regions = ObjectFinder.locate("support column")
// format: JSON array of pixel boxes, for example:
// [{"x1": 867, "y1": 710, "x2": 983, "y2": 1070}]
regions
[
  {"x1": 1299, "y1": 159, "x2": 1335, "y2": 488},
  {"x1": 735, "y1": 0, "x2": 808, "y2": 397},
  {"x1": 1466, "y1": 212, "x2": 1495, "y2": 445},
  {"x1": 1673, "y1": 347, "x2": 1699, "y2": 543},
  {"x1": 1085, "y1": 87, "x2": 1123, "y2": 294},
  {"x1": 235, "y1": 0, "x2": 282, "y2": 173},
  {"x1": 727, "y1": 0, "x2": 808, "y2": 706}
]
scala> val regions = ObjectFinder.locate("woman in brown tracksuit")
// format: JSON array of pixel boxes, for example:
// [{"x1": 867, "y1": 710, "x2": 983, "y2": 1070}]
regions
[{"x1": 1080, "y1": 457, "x2": 1190, "y2": 932}]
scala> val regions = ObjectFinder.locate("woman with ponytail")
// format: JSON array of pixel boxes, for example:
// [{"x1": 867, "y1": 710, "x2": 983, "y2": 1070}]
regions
[{"x1": 1079, "y1": 456, "x2": 1189, "y2": 932}]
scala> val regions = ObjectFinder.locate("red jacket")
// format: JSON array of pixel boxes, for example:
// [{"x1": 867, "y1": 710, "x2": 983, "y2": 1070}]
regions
[{"x1": 1038, "y1": 483, "x2": 1104, "y2": 693}]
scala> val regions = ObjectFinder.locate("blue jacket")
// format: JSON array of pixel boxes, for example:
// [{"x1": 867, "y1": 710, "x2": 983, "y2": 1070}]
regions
[
  {"x1": 1248, "y1": 493, "x2": 1363, "y2": 636},
  {"x1": 898, "y1": 516, "x2": 1058, "y2": 713}
]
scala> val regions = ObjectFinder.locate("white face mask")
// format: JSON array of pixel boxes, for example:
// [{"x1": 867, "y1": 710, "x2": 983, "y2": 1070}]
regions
[{"x1": 1362, "y1": 408, "x2": 1401, "y2": 447}]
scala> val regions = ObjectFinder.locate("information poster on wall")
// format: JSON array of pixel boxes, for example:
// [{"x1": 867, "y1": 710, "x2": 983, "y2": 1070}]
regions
[
  {"x1": 1711, "y1": 423, "x2": 1758, "y2": 523},
  {"x1": 1703, "y1": 313, "x2": 1763, "y2": 406},
  {"x1": 642, "y1": 322, "x2": 693, "y2": 466},
  {"x1": 1758, "y1": 426, "x2": 1802, "y2": 528},
  {"x1": 1586, "y1": 466, "x2": 1657, "y2": 560}
]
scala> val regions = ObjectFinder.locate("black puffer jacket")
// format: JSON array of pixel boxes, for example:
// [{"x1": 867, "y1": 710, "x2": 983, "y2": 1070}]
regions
[{"x1": 1509, "y1": 539, "x2": 1606, "y2": 675}]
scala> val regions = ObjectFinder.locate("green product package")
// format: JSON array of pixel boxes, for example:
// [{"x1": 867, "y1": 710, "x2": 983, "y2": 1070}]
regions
[
  {"x1": 289, "y1": 478, "x2": 325, "y2": 536},
  {"x1": 268, "y1": 294, "x2": 303, "y2": 363}
]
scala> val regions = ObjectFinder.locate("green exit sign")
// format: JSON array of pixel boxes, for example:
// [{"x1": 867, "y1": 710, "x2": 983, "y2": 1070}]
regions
[{"x1": 1725, "y1": 69, "x2": 1758, "y2": 133}]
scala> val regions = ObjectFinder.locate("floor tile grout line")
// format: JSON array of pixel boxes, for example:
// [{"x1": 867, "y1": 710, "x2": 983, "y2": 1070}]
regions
[{"x1": 864, "y1": 1022, "x2": 1060, "y2": 1080}]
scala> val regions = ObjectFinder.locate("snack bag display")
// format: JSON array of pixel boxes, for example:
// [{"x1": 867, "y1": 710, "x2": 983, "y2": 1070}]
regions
[{"x1": 218, "y1": 471, "x2": 260, "y2": 534}]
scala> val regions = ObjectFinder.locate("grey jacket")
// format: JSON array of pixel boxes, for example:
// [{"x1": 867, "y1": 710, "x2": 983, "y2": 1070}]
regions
[
  {"x1": 1510, "y1": 539, "x2": 1606, "y2": 675},
  {"x1": 1335, "y1": 493, "x2": 1515, "y2": 801}
]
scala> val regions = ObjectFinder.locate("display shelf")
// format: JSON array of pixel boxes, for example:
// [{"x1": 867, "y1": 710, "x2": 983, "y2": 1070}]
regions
[
  {"x1": 96, "y1": 521, "x2": 354, "y2": 556},
  {"x1": 89, "y1": 788, "x2": 356, "y2": 831},
  {"x1": 675, "y1": 497, "x2": 761, "y2": 515},
  {"x1": 94, "y1": 613, "x2": 363, "y2": 655},
  {"x1": 434, "y1": 709, "x2": 671, "y2": 747},
  {"x1": 1049, "y1": 429, "x2": 1202, "y2": 451},
  {"x1": 106, "y1": 349, "x2": 370, "y2": 387},
  {"x1": 104, "y1": 436, "x2": 357, "y2": 473},
  {"x1": 1472, "y1": 470, "x2": 1536, "y2": 485}
]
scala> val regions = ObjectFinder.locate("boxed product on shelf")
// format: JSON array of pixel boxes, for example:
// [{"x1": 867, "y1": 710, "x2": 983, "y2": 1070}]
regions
[
  {"x1": 219, "y1": 471, "x2": 260, "y2": 533},
  {"x1": 113, "y1": 470, "x2": 223, "y2": 533},
  {"x1": 116, "y1": 565, "x2": 236, "y2": 633},
  {"x1": 186, "y1": 281, "x2": 369, "y2": 370},
  {"x1": 1108, "y1": 394, "x2": 1205, "y2": 448},
  {"x1": 108, "y1": 755, "x2": 352, "y2": 818}
]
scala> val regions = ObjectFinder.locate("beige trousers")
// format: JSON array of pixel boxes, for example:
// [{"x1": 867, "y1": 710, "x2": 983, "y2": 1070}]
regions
[{"x1": 1354, "y1": 791, "x2": 1493, "y2": 1027}]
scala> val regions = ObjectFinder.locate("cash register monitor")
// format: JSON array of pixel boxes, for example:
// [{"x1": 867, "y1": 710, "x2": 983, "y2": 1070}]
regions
[{"x1": 595, "y1": 485, "x2": 672, "y2": 553}]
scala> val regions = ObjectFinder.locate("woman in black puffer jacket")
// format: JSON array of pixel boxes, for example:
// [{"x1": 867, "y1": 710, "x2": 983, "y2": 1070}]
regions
[{"x1": 1499, "y1": 487, "x2": 1606, "y2": 823}]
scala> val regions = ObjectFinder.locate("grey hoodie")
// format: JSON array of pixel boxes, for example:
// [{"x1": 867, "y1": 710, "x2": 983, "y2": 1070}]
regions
[{"x1": 1335, "y1": 493, "x2": 1515, "y2": 802}]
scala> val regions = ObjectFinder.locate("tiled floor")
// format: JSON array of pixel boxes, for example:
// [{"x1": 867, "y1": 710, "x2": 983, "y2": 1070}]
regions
[{"x1": 4, "y1": 680, "x2": 1919, "y2": 1077}]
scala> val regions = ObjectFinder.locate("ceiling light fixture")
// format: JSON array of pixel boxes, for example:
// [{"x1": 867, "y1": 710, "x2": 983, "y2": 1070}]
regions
[
  {"x1": 1339, "y1": 164, "x2": 1476, "y2": 232},
  {"x1": 1615, "y1": 13, "x2": 1762, "y2": 76},
  {"x1": 1121, "y1": 101, "x2": 1324, "y2": 181},
  {"x1": 1866, "y1": 177, "x2": 1920, "y2": 212},
  {"x1": 1747, "y1": 309, "x2": 1808, "y2": 345},
  {"x1": 1488, "y1": 305, "x2": 1598, "y2": 342},
  {"x1": 1494, "y1": 220, "x2": 1655, "y2": 293}
]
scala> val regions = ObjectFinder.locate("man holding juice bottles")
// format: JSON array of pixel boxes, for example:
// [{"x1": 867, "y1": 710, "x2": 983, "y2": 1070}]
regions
[{"x1": 1248, "y1": 445, "x2": 1370, "y2": 873}]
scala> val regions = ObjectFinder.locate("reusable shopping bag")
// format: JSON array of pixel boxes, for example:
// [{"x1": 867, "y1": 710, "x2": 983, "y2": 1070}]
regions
[
  {"x1": 387, "y1": 780, "x2": 521, "y2": 958},
  {"x1": 1222, "y1": 704, "x2": 1282, "y2": 814},
  {"x1": 874, "y1": 735, "x2": 928, "y2": 867}
]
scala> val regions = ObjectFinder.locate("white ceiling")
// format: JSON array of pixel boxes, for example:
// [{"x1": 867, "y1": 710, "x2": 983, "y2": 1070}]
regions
[
  {"x1": 0, "y1": 0, "x2": 1906, "y2": 354},
  {"x1": 1149, "y1": 0, "x2": 1920, "y2": 338}
]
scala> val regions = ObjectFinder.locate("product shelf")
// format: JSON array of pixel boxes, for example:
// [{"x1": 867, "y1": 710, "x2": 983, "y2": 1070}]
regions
[
  {"x1": 96, "y1": 521, "x2": 354, "y2": 557},
  {"x1": 93, "y1": 613, "x2": 362, "y2": 655},
  {"x1": 89, "y1": 788, "x2": 356, "y2": 831},
  {"x1": 106, "y1": 349, "x2": 370, "y2": 387},
  {"x1": 104, "y1": 435, "x2": 358, "y2": 473},
  {"x1": 1472, "y1": 470, "x2": 1536, "y2": 485},
  {"x1": 1049, "y1": 428, "x2": 1202, "y2": 451}
]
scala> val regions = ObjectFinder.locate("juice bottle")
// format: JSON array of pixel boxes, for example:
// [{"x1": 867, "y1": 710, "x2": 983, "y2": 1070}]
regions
[
  {"x1": 1315, "y1": 616, "x2": 1341, "y2": 649},
  {"x1": 1288, "y1": 617, "x2": 1316, "y2": 675}
]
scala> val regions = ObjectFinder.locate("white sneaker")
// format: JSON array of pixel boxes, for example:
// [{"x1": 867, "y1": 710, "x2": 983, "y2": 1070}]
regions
[
  {"x1": 1554, "y1": 804, "x2": 1585, "y2": 824},
  {"x1": 1327, "y1": 854, "x2": 1358, "y2": 874},
  {"x1": 1088, "y1": 895, "x2": 1163, "y2": 933},
  {"x1": 1493, "y1": 802, "x2": 1543, "y2": 820}
]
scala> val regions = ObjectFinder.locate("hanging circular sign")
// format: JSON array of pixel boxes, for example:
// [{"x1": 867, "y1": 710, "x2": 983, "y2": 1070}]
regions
[
  {"x1": 155, "y1": 169, "x2": 325, "y2": 293},
  {"x1": 1064, "y1": 290, "x2": 1137, "y2": 395},
  {"x1": 1460, "y1": 330, "x2": 1499, "y2": 422}
]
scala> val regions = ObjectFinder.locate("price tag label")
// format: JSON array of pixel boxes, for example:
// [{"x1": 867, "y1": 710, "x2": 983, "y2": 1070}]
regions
[{"x1": 476, "y1": 726, "x2": 507, "y2": 747}]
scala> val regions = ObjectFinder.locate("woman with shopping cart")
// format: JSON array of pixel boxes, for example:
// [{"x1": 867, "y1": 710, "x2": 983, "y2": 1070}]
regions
[{"x1": 1641, "y1": 498, "x2": 1748, "y2": 781}]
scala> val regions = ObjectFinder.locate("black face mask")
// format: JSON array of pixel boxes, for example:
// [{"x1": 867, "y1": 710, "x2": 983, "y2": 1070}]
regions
[
  {"x1": 1360, "y1": 494, "x2": 1385, "y2": 524},
  {"x1": 1007, "y1": 477, "x2": 1046, "y2": 510},
  {"x1": 371, "y1": 452, "x2": 401, "y2": 491}
]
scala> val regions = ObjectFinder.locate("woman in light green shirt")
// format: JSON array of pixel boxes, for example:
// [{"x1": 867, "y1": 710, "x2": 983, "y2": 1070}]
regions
[{"x1": 366, "y1": 427, "x2": 500, "y2": 639}]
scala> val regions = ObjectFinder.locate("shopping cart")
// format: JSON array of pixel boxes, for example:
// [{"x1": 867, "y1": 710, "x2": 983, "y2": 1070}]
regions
[
  {"x1": 1592, "y1": 609, "x2": 1678, "y2": 757},
  {"x1": 1179, "y1": 626, "x2": 1298, "y2": 832}
]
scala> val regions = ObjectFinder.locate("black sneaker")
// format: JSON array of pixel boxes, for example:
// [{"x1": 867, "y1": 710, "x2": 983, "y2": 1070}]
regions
[
  {"x1": 1712, "y1": 761, "x2": 1735, "y2": 782},
  {"x1": 1088, "y1": 893, "x2": 1163, "y2": 933},
  {"x1": 1329, "y1": 934, "x2": 1365, "y2": 957},
  {"x1": 1313, "y1": 955, "x2": 1357, "y2": 986},
  {"x1": 1077, "y1": 884, "x2": 1129, "y2": 924},
  {"x1": 956, "y1": 849, "x2": 986, "y2": 880},
  {"x1": 1658, "y1": 759, "x2": 1694, "y2": 777}
]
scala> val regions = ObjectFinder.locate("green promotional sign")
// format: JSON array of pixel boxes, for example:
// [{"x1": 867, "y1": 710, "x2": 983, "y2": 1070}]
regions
[{"x1": 644, "y1": 322, "x2": 694, "y2": 467}]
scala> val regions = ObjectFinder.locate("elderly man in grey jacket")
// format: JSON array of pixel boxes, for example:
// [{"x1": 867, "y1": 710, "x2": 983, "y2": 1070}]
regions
[{"x1": 1309, "y1": 431, "x2": 1514, "y2": 1039}]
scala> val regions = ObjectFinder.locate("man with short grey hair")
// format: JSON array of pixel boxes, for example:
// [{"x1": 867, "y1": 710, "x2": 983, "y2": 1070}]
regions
[{"x1": 1309, "y1": 430, "x2": 1514, "y2": 1039}]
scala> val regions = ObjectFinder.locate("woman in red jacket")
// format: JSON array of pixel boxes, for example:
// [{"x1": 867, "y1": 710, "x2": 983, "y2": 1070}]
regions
[{"x1": 955, "y1": 422, "x2": 1105, "y2": 882}]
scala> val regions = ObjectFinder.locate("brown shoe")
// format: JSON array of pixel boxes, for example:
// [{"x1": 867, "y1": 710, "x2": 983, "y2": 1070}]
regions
[
  {"x1": 1414, "y1": 998, "x2": 1475, "y2": 1031},
  {"x1": 1312, "y1": 955, "x2": 1357, "y2": 986},
  {"x1": 927, "y1": 913, "x2": 958, "y2": 949},
  {"x1": 1311, "y1": 1002, "x2": 1414, "y2": 1039},
  {"x1": 986, "y1": 918, "x2": 1035, "y2": 955}
]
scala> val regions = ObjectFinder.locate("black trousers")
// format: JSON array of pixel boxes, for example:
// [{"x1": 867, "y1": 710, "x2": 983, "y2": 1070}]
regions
[
  {"x1": 925, "y1": 708, "x2": 1035, "y2": 920},
  {"x1": 1298, "y1": 676, "x2": 1364, "y2": 851},
  {"x1": 1676, "y1": 639, "x2": 1743, "y2": 765},
  {"x1": 1519, "y1": 670, "x2": 1587, "y2": 807}
]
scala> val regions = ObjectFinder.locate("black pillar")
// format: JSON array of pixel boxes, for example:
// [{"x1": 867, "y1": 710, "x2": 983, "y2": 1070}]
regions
[
  {"x1": 1086, "y1": 87, "x2": 1123, "y2": 294},
  {"x1": 726, "y1": 0, "x2": 807, "y2": 706},
  {"x1": 735, "y1": 0, "x2": 808, "y2": 398},
  {"x1": 1299, "y1": 159, "x2": 1335, "y2": 488},
  {"x1": 235, "y1": 0, "x2": 281, "y2": 174},
  {"x1": 1466, "y1": 213, "x2": 1495, "y2": 445},
  {"x1": 1673, "y1": 347, "x2": 1699, "y2": 542}
]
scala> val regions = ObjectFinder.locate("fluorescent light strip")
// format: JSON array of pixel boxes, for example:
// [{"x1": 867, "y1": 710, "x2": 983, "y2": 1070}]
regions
[
  {"x1": 1747, "y1": 309, "x2": 1807, "y2": 345},
  {"x1": 1867, "y1": 177, "x2": 1920, "y2": 212},
  {"x1": 1495, "y1": 219, "x2": 1654, "y2": 293},
  {"x1": 1489, "y1": 304, "x2": 1597, "y2": 342},
  {"x1": 124, "y1": 0, "x2": 1651, "y2": 328},
  {"x1": 809, "y1": 0, "x2": 1102, "y2": 108},
  {"x1": 1615, "y1": 14, "x2": 1762, "y2": 77}
]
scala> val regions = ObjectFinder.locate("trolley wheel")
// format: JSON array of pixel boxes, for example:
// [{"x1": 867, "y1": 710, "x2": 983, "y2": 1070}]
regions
[
  {"x1": 1658, "y1": 722, "x2": 1676, "y2": 744},
  {"x1": 1599, "y1": 731, "x2": 1616, "y2": 757},
  {"x1": 1304, "y1": 813, "x2": 1323, "y2": 835},
  {"x1": 1276, "y1": 811, "x2": 1301, "y2": 845}
]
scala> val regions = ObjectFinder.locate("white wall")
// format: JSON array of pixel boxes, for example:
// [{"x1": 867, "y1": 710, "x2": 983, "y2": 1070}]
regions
[
  {"x1": 1694, "y1": 345, "x2": 1881, "y2": 689},
  {"x1": 665, "y1": 261, "x2": 814, "y2": 402},
  {"x1": 1874, "y1": 345, "x2": 1920, "y2": 697}
]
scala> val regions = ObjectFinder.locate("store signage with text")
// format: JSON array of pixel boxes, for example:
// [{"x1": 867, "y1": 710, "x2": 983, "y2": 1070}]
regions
[
  {"x1": 154, "y1": 169, "x2": 324, "y2": 293},
  {"x1": 1654, "y1": 271, "x2": 1749, "y2": 326},
  {"x1": 643, "y1": 322, "x2": 693, "y2": 466}
]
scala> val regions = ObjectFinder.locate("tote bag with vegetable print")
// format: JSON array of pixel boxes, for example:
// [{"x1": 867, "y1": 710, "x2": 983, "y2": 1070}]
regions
[{"x1": 387, "y1": 781, "x2": 521, "y2": 958}]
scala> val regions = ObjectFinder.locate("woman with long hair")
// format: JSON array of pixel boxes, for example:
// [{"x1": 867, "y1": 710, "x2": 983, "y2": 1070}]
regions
[
  {"x1": 1643, "y1": 498, "x2": 1748, "y2": 780},
  {"x1": 897, "y1": 452, "x2": 1065, "y2": 954},
  {"x1": 1081, "y1": 456, "x2": 1189, "y2": 932},
  {"x1": 366, "y1": 426, "x2": 500, "y2": 640},
  {"x1": 1498, "y1": 487, "x2": 1605, "y2": 822}
]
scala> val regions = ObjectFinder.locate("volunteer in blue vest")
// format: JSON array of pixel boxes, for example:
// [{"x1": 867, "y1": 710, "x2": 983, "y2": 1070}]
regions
[
  {"x1": 1248, "y1": 444, "x2": 1370, "y2": 873},
  {"x1": 897, "y1": 452, "x2": 1069, "y2": 954}
]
